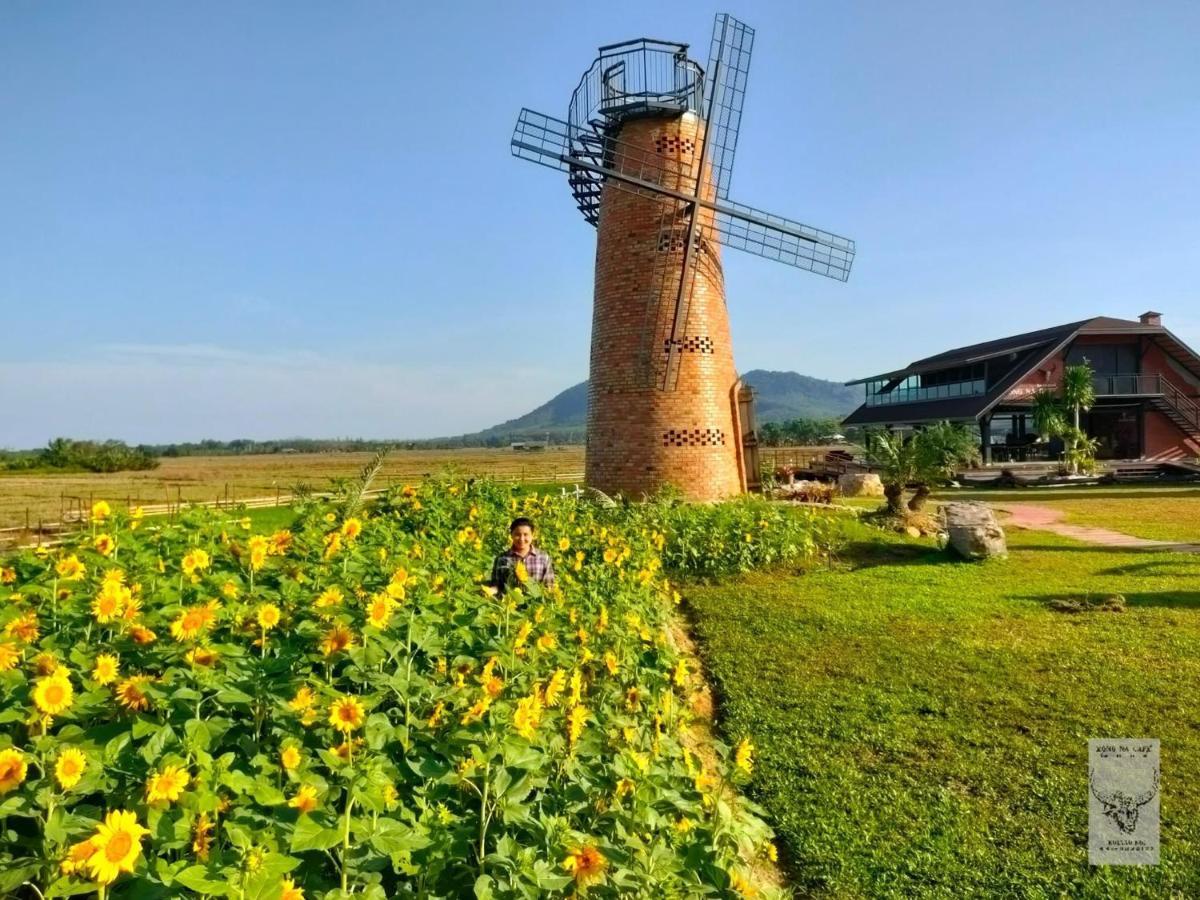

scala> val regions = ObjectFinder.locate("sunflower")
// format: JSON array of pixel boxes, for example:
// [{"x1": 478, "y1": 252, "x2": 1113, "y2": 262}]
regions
[
  {"x1": 512, "y1": 693, "x2": 544, "y2": 740},
  {"x1": 314, "y1": 586, "x2": 344, "y2": 611},
  {"x1": 55, "y1": 747, "x2": 87, "y2": 789},
  {"x1": 319, "y1": 624, "x2": 355, "y2": 657},
  {"x1": 567, "y1": 704, "x2": 589, "y2": 749},
  {"x1": 192, "y1": 813, "x2": 213, "y2": 861},
  {"x1": 181, "y1": 549, "x2": 211, "y2": 577},
  {"x1": 256, "y1": 603, "x2": 282, "y2": 631},
  {"x1": 734, "y1": 737, "x2": 754, "y2": 776},
  {"x1": 366, "y1": 595, "x2": 394, "y2": 629},
  {"x1": 602, "y1": 547, "x2": 618, "y2": 565},
  {"x1": 54, "y1": 554, "x2": 85, "y2": 580},
  {"x1": 322, "y1": 532, "x2": 342, "y2": 560},
  {"x1": 544, "y1": 669, "x2": 566, "y2": 707},
  {"x1": 32, "y1": 651, "x2": 60, "y2": 676},
  {"x1": 340, "y1": 518, "x2": 362, "y2": 540},
  {"x1": 383, "y1": 782, "x2": 400, "y2": 808},
  {"x1": 288, "y1": 685, "x2": 316, "y2": 713},
  {"x1": 146, "y1": 764, "x2": 189, "y2": 804},
  {"x1": 185, "y1": 647, "x2": 219, "y2": 667},
  {"x1": 0, "y1": 748, "x2": 27, "y2": 793},
  {"x1": 246, "y1": 534, "x2": 269, "y2": 571},
  {"x1": 427, "y1": 701, "x2": 445, "y2": 728},
  {"x1": 86, "y1": 809, "x2": 149, "y2": 884},
  {"x1": 5, "y1": 612, "x2": 38, "y2": 643},
  {"x1": 60, "y1": 837, "x2": 95, "y2": 875},
  {"x1": 280, "y1": 878, "x2": 305, "y2": 900},
  {"x1": 482, "y1": 673, "x2": 504, "y2": 698},
  {"x1": 116, "y1": 675, "x2": 152, "y2": 712},
  {"x1": 91, "y1": 500, "x2": 111, "y2": 521},
  {"x1": 280, "y1": 745, "x2": 302, "y2": 771},
  {"x1": 33, "y1": 671, "x2": 74, "y2": 716},
  {"x1": 328, "y1": 695, "x2": 366, "y2": 733},
  {"x1": 288, "y1": 784, "x2": 319, "y2": 814},
  {"x1": 94, "y1": 534, "x2": 116, "y2": 557},
  {"x1": 129, "y1": 625, "x2": 157, "y2": 645},
  {"x1": 460, "y1": 695, "x2": 492, "y2": 725},
  {"x1": 0, "y1": 567, "x2": 15, "y2": 584},
  {"x1": 562, "y1": 843, "x2": 607, "y2": 888},
  {"x1": 331, "y1": 738, "x2": 363, "y2": 761},
  {"x1": 269, "y1": 530, "x2": 293, "y2": 555},
  {"x1": 0, "y1": 643, "x2": 19, "y2": 672},
  {"x1": 92, "y1": 581, "x2": 130, "y2": 624},
  {"x1": 672, "y1": 659, "x2": 688, "y2": 688},
  {"x1": 170, "y1": 601, "x2": 219, "y2": 641},
  {"x1": 129, "y1": 506, "x2": 144, "y2": 530}
]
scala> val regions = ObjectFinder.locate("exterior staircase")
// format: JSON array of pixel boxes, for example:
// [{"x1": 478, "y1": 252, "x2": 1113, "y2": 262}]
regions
[
  {"x1": 567, "y1": 121, "x2": 608, "y2": 225},
  {"x1": 1094, "y1": 374, "x2": 1200, "y2": 440},
  {"x1": 1150, "y1": 389, "x2": 1200, "y2": 440}
]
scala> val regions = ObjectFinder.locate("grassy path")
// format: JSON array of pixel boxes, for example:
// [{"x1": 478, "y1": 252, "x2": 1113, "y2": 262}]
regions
[
  {"x1": 935, "y1": 485, "x2": 1200, "y2": 544},
  {"x1": 686, "y1": 523, "x2": 1200, "y2": 898},
  {"x1": 997, "y1": 502, "x2": 1200, "y2": 552}
]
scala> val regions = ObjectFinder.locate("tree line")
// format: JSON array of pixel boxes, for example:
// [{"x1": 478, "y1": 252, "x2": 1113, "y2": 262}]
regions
[
  {"x1": 757, "y1": 418, "x2": 861, "y2": 447},
  {"x1": 0, "y1": 438, "x2": 159, "y2": 473}
]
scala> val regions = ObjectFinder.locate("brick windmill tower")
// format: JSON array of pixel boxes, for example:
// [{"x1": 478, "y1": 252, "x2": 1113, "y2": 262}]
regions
[{"x1": 513, "y1": 13, "x2": 855, "y2": 501}]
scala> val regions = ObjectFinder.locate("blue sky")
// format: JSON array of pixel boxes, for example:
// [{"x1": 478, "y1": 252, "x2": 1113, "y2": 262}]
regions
[{"x1": 2, "y1": 1, "x2": 1197, "y2": 446}]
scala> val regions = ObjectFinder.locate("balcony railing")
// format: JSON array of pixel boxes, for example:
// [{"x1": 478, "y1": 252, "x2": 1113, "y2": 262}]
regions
[
  {"x1": 1089, "y1": 374, "x2": 1200, "y2": 434},
  {"x1": 864, "y1": 379, "x2": 986, "y2": 407},
  {"x1": 1091, "y1": 374, "x2": 1167, "y2": 396}
]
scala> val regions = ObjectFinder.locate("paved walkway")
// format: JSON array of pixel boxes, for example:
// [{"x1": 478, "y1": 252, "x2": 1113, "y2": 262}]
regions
[{"x1": 993, "y1": 503, "x2": 1200, "y2": 553}]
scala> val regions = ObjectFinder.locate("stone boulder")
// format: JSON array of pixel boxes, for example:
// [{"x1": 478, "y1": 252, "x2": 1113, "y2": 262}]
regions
[
  {"x1": 837, "y1": 473, "x2": 884, "y2": 497},
  {"x1": 940, "y1": 502, "x2": 1007, "y2": 560}
]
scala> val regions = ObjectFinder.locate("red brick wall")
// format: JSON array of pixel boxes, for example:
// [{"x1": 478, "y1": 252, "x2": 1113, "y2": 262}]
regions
[
  {"x1": 1140, "y1": 340, "x2": 1200, "y2": 400},
  {"x1": 1144, "y1": 410, "x2": 1200, "y2": 460},
  {"x1": 585, "y1": 113, "x2": 743, "y2": 501}
]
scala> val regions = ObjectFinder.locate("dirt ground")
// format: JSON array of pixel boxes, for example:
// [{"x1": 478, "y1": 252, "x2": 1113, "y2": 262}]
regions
[{"x1": 0, "y1": 447, "x2": 585, "y2": 527}]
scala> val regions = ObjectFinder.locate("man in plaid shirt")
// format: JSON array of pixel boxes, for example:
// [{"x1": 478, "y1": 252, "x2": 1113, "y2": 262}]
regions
[{"x1": 488, "y1": 517, "x2": 556, "y2": 597}]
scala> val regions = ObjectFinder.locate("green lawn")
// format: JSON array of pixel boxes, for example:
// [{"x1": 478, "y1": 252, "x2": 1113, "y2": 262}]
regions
[
  {"x1": 686, "y1": 522, "x2": 1200, "y2": 898},
  {"x1": 937, "y1": 484, "x2": 1200, "y2": 544}
]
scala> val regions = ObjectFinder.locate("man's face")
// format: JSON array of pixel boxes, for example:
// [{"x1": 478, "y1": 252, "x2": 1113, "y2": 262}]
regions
[{"x1": 510, "y1": 525, "x2": 534, "y2": 556}]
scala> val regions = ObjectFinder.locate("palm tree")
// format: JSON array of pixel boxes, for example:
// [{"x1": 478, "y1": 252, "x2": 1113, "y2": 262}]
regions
[
  {"x1": 1030, "y1": 389, "x2": 1067, "y2": 443},
  {"x1": 1062, "y1": 360, "x2": 1097, "y2": 432},
  {"x1": 908, "y1": 422, "x2": 981, "y2": 511},
  {"x1": 865, "y1": 429, "x2": 919, "y2": 515}
]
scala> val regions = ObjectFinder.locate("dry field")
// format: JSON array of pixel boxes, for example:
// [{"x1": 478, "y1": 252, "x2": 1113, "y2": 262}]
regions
[{"x1": 0, "y1": 447, "x2": 584, "y2": 527}]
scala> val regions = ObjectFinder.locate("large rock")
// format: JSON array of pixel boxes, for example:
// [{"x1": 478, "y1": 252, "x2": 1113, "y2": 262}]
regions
[
  {"x1": 838, "y1": 473, "x2": 884, "y2": 497},
  {"x1": 941, "y1": 502, "x2": 1007, "y2": 560}
]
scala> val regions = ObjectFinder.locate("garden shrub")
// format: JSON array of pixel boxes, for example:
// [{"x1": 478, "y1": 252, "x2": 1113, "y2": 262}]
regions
[
  {"x1": 630, "y1": 489, "x2": 842, "y2": 581},
  {"x1": 0, "y1": 479, "x2": 824, "y2": 898}
]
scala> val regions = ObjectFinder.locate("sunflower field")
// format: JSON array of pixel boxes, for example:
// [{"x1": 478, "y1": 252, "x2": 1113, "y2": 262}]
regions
[{"x1": 0, "y1": 480, "x2": 835, "y2": 899}]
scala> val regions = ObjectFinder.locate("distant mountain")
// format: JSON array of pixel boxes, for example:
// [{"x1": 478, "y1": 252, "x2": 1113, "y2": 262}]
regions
[
  {"x1": 738, "y1": 370, "x2": 861, "y2": 422},
  {"x1": 463, "y1": 370, "x2": 859, "y2": 444}
]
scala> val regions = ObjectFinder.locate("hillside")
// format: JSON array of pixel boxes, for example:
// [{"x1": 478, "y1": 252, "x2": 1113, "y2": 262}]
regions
[{"x1": 464, "y1": 370, "x2": 859, "y2": 443}]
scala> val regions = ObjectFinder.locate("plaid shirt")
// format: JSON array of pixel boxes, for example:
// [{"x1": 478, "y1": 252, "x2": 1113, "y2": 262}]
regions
[{"x1": 490, "y1": 546, "x2": 555, "y2": 596}]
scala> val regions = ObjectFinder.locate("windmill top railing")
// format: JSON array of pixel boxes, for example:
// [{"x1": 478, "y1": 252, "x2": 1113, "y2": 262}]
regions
[{"x1": 568, "y1": 39, "x2": 704, "y2": 134}]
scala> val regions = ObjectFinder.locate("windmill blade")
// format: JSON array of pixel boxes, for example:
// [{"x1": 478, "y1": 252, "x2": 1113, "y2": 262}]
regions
[
  {"x1": 511, "y1": 108, "x2": 572, "y2": 173},
  {"x1": 514, "y1": 109, "x2": 855, "y2": 280},
  {"x1": 705, "y1": 14, "x2": 754, "y2": 201},
  {"x1": 714, "y1": 200, "x2": 855, "y2": 281}
]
